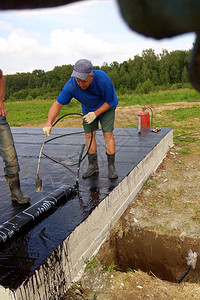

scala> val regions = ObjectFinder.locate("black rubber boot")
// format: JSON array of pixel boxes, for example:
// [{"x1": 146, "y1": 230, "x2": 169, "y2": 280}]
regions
[
  {"x1": 82, "y1": 153, "x2": 99, "y2": 178},
  {"x1": 5, "y1": 175, "x2": 30, "y2": 204},
  {"x1": 107, "y1": 153, "x2": 118, "y2": 179}
]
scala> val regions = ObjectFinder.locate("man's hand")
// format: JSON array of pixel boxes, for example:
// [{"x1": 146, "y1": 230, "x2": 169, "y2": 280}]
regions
[
  {"x1": 83, "y1": 112, "x2": 97, "y2": 124},
  {"x1": 0, "y1": 103, "x2": 7, "y2": 117},
  {"x1": 43, "y1": 126, "x2": 53, "y2": 136}
]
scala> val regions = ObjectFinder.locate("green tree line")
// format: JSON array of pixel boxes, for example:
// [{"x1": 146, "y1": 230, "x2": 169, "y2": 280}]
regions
[{"x1": 5, "y1": 48, "x2": 192, "y2": 101}]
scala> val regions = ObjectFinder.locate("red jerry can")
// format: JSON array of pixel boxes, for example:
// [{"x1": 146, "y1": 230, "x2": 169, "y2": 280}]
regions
[{"x1": 138, "y1": 108, "x2": 150, "y2": 134}]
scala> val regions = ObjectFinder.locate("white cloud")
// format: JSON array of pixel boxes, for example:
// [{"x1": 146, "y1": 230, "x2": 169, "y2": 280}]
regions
[
  {"x1": 1, "y1": 24, "x2": 121, "y2": 73},
  {"x1": 50, "y1": 27, "x2": 118, "y2": 57},
  {"x1": 0, "y1": 29, "x2": 41, "y2": 56}
]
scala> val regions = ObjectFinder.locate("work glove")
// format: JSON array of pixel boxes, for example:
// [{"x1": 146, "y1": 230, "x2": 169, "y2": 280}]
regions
[
  {"x1": 83, "y1": 112, "x2": 97, "y2": 124},
  {"x1": 43, "y1": 126, "x2": 53, "y2": 136}
]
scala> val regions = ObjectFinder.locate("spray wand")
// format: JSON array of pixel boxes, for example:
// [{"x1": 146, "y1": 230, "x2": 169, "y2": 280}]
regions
[{"x1": 36, "y1": 135, "x2": 47, "y2": 192}]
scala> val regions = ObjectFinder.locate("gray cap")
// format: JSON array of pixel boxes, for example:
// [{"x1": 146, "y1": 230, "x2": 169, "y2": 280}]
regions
[{"x1": 71, "y1": 59, "x2": 93, "y2": 80}]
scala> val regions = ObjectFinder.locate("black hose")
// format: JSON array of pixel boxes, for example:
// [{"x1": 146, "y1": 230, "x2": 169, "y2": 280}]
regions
[
  {"x1": 42, "y1": 128, "x2": 94, "y2": 166},
  {"x1": 177, "y1": 264, "x2": 192, "y2": 283},
  {"x1": 52, "y1": 112, "x2": 83, "y2": 127},
  {"x1": 42, "y1": 112, "x2": 94, "y2": 166},
  {"x1": 146, "y1": 106, "x2": 153, "y2": 128},
  {"x1": 75, "y1": 144, "x2": 86, "y2": 188},
  {"x1": 37, "y1": 112, "x2": 94, "y2": 185}
]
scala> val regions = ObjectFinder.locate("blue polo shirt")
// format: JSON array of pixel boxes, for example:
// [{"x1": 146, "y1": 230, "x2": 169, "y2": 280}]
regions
[{"x1": 57, "y1": 70, "x2": 118, "y2": 114}]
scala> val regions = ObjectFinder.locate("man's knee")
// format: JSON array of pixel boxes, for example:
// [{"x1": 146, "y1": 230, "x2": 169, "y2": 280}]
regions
[{"x1": 103, "y1": 131, "x2": 114, "y2": 140}]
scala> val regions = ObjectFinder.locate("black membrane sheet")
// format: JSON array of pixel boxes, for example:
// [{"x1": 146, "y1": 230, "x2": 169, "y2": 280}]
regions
[{"x1": 0, "y1": 127, "x2": 171, "y2": 289}]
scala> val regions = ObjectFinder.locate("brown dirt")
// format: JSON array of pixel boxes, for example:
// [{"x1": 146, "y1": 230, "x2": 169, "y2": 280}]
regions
[
  {"x1": 33, "y1": 100, "x2": 200, "y2": 128},
  {"x1": 61, "y1": 101, "x2": 200, "y2": 300}
]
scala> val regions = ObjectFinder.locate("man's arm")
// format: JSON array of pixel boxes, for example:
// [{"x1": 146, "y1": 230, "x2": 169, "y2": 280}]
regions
[
  {"x1": 44, "y1": 101, "x2": 63, "y2": 127},
  {"x1": 94, "y1": 102, "x2": 112, "y2": 116},
  {"x1": 43, "y1": 100, "x2": 63, "y2": 136},
  {"x1": 0, "y1": 69, "x2": 7, "y2": 117}
]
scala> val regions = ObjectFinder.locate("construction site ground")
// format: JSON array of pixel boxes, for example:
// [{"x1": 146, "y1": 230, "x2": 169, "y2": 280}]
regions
[{"x1": 60, "y1": 101, "x2": 200, "y2": 300}]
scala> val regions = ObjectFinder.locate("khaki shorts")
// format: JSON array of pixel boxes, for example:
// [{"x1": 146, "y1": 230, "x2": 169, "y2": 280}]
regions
[{"x1": 83, "y1": 109, "x2": 115, "y2": 133}]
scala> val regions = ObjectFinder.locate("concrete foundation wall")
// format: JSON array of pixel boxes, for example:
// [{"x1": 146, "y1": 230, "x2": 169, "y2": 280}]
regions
[{"x1": 0, "y1": 129, "x2": 173, "y2": 300}]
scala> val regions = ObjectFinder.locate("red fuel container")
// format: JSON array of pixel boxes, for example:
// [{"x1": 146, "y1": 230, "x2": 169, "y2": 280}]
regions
[{"x1": 138, "y1": 111, "x2": 150, "y2": 131}]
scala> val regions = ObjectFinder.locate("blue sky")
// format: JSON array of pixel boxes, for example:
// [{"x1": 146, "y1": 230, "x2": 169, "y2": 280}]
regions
[{"x1": 0, "y1": 0, "x2": 196, "y2": 75}]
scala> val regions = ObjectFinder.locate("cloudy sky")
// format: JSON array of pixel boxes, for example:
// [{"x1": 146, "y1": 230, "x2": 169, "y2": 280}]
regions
[{"x1": 0, "y1": 0, "x2": 196, "y2": 75}]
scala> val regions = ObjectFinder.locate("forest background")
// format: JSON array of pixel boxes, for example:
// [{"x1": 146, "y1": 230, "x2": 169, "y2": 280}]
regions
[{"x1": 4, "y1": 48, "x2": 193, "y2": 102}]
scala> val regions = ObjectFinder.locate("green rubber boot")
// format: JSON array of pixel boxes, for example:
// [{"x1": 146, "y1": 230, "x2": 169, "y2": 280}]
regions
[
  {"x1": 107, "y1": 153, "x2": 118, "y2": 179},
  {"x1": 82, "y1": 153, "x2": 99, "y2": 178},
  {"x1": 5, "y1": 174, "x2": 30, "y2": 204}
]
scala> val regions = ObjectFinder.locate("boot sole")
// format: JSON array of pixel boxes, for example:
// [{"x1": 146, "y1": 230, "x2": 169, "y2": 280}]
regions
[
  {"x1": 108, "y1": 173, "x2": 118, "y2": 179},
  {"x1": 11, "y1": 197, "x2": 30, "y2": 204},
  {"x1": 82, "y1": 169, "x2": 99, "y2": 178}
]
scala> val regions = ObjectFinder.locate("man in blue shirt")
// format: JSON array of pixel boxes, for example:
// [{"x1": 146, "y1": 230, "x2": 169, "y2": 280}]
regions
[{"x1": 43, "y1": 59, "x2": 118, "y2": 179}]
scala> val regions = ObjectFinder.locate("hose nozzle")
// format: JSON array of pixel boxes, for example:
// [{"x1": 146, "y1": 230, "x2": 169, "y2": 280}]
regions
[
  {"x1": 36, "y1": 175, "x2": 43, "y2": 192},
  {"x1": 186, "y1": 249, "x2": 198, "y2": 269}
]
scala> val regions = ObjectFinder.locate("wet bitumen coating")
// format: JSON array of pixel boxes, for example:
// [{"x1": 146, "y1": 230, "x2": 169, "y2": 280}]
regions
[{"x1": 0, "y1": 127, "x2": 171, "y2": 290}]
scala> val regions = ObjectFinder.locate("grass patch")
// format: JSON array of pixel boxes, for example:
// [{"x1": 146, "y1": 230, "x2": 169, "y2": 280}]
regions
[
  {"x1": 152, "y1": 106, "x2": 200, "y2": 151},
  {"x1": 118, "y1": 89, "x2": 200, "y2": 107},
  {"x1": 6, "y1": 98, "x2": 82, "y2": 126},
  {"x1": 85, "y1": 256, "x2": 101, "y2": 271},
  {"x1": 107, "y1": 261, "x2": 118, "y2": 273},
  {"x1": 178, "y1": 148, "x2": 191, "y2": 155},
  {"x1": 163, "y1": 106, "x2": 200, "y2": 121}
]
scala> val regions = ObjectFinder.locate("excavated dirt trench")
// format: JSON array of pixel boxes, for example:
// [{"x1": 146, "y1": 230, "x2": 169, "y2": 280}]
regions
[
  {"x1": 97, "y1": 226, "x2": 200, "y2": 284},
  {"x1": 97, "y1": 146, "x2": 200, "y2": 286}
]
